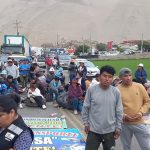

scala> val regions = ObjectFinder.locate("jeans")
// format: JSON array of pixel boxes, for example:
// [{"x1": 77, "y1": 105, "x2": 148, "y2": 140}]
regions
[
  {"x1": 48, "y1": 89, "x2": 58, "y2": 101},
  {"x1": 86, "y1": 131, "x2": 115, "y2": 150},
  {"x1": 121, "y1": 124, "x2": 150, "y2": 150},
  {"x1": 20, "y1": 75, "x2": 28, "y2": 88},
  {"x1": 71, "y1": 98, "x2": 83, "y2": 112},
  {"x1": 34, "y1": 96, "x2": 44, "y2": 108}
]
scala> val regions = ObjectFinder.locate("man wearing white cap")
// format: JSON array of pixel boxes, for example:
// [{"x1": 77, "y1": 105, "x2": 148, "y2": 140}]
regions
[
  {"x1": 134, "y1": 63, "x2": 147, "y2": 84},
  {"x1": 5, "y1": 59, "x2": 19, "y2": 84}
]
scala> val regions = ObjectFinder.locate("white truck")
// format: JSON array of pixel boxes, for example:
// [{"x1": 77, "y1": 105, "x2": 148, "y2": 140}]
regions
[{"x1": 1, "y1": 35, "x2": 31, "y2": 56}]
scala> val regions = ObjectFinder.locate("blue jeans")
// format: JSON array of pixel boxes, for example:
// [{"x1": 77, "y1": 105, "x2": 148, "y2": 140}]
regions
[
  {"x1": 71, "y1": 98, "x2": 83, "y2": 112},
  {"x1": 48, "y1": 89, "x2": 58, "y2": 101}
]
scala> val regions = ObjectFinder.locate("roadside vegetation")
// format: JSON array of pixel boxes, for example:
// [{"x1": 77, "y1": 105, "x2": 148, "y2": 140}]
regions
[{"x1": 92, "y1": 58, "x2": 150, "y2": 79}]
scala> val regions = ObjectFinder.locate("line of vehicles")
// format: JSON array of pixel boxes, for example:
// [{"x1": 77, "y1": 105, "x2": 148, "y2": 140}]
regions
[{"x1": 0, "y1": 34, "x2": 100, "y2": 77}]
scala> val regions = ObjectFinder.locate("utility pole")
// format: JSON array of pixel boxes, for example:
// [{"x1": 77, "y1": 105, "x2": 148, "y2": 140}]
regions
[
  {"x1": 82, "y1": 37, "x2": 85, "y2": 54},
  {"x1": 14, "y1": 20, "x2": 21, "y2": 35},
  {"x1": 89, "y1": 32, "x2": 92, "y2": 53},
  {"x1": 141, "y1": 33, "x2": 143, "y2": 53},
  {"x1": 56, "y1": 34, "x2": 59, "y2": 48}
]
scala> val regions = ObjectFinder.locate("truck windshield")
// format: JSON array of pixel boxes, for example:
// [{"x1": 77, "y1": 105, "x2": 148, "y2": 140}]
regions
[{"x1": 2, "y1": 46, "x2": 23, "y2": 54}]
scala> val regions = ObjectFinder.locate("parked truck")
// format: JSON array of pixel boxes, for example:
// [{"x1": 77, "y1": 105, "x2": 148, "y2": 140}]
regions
[{"x1": 1, "y1": 35, "x2": 31, "y2": 56}]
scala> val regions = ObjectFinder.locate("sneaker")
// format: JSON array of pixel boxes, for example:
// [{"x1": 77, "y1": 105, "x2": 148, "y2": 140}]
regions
[
  {"x1": 74, "y1": 110, "x2": 78, "y2": 115},
  {"x1": 42, "y1": 105, "x2": 46, "y2": 109}
]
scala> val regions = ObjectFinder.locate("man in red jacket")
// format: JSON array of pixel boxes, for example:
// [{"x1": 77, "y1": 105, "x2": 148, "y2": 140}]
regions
[{"x1": 45, "y1": 56, "x2": 53, "y2": 71}]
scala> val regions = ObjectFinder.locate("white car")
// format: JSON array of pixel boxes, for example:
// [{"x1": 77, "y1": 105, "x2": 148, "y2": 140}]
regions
[{"x1": 37, "y1": 57, "x2": 46, "y2": 68}]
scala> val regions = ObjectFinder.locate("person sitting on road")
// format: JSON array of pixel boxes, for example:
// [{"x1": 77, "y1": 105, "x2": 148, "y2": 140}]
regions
[
  {"x1": 4, "y1": 75, "x2": 19, "y2": 94},
  {"x1": 49, "y1": 77, "x2": 62, "y2": 107},
  {"x1": 55, "y1": 66, "x2": 65, "y2": 85},
  {"x1": 30, "y1": 78, "x2": 48, "y2": 98},
  {"x1": 27, "y1": 83, "x2": 46, "y2": 109},
  {"x1": 0, "y1": 70, "x2": 7, "y2": 81},
  {"x1": 134, "y1": 63, "x2": 147, "y2": 84},
  {"x1": 0, "y1": 78, "x2": 7, "y2": 95},
  {"x1": 3, "y1": 75, "x2": 23, "y2": 108},
  {"x1": 68, "y1": 77, "x2": 83, "y2": 115},
  {"x1": 46, "y1": 67, "x2": 55, "y2": 84}
]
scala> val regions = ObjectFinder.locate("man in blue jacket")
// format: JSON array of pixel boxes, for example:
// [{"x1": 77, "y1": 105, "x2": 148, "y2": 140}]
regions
[
  {"x1": 134, "y1": 63, "x2": 147, "y2": 85},
  {"x1": 19, "y1": 59, "x2": 30, "y2": 89}
]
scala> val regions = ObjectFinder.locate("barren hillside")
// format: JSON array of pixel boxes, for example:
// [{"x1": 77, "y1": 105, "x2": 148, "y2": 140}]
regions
[{"x1": 0, "y1": 0, "x2": 150, "y2": 46}]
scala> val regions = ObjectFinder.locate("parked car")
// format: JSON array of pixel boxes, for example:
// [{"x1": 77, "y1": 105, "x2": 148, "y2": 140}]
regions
[
  {"x1": 58, "y1": 54, "x2": 71, "y2": 69},
  {"x1": 37, "y1": 57, "x2": 46, "y2": 68}
]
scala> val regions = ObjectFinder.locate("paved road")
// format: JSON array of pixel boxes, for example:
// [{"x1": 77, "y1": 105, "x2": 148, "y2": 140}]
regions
[{"x1": 19, "y1": 70, "x2": 141, "y2": 150}]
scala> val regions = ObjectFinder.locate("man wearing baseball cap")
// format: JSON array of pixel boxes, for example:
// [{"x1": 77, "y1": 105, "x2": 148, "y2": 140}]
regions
[
  {"x1": 118, "y1": 68, "x2": 150, "y2": 150},
  {"x1": 5, "y1": 59, "x2": 19, "y2": 85}
]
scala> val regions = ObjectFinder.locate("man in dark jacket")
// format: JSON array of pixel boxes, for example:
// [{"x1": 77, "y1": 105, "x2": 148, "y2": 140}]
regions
[{"x1": 0, "y1": 95, "x2": 34, "y2": 150}]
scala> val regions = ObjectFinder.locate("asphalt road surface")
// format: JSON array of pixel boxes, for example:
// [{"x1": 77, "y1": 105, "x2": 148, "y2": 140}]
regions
[{"x1": 19, "y1": 70, "x2": 142, "y2": 150}]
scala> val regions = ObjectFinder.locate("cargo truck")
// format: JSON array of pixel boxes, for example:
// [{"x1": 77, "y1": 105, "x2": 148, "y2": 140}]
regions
[{"x1": 1, "y1": 35, "x2": 31, "y2": 56}]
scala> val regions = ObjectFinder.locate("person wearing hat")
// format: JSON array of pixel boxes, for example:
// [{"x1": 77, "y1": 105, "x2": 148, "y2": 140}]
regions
[
  {"x1": 68, "y1": 77, "x2": 83, "y2": 115},
  {"x1": 117, "y1": 68, "x2": 150, "y2": 150},
  {"x1": 0, "y1": 70, "x2": 7, "y2": 80},
  {"x1": 0, "y1": 95, "x2": 34, "y2": 149},
  {"x1": 46, "y1": 67, "x2": 55, "y2": 84},
  {"x1": 134, "y1": 63, "x2": 147, "y2": 84},
  {"x1": 82, "y1": 65, "x2": 123, "y2": 150},
  {"x1": 5, "y1": 59, "x2": 19, "y2": 85}
]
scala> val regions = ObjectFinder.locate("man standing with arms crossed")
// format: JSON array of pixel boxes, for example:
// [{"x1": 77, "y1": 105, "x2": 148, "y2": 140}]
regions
[
  {"x1": 118, "y1": 68, "x2": 150, "y2": 150},
  {"x1": 82, "y1": 65, "x2": 123, "y2": 150}
]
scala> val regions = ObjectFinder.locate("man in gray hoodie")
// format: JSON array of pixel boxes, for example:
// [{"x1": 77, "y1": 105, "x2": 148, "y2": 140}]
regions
[{"x1": 82, "y1": 65, "x2": 123, "y2": 150}]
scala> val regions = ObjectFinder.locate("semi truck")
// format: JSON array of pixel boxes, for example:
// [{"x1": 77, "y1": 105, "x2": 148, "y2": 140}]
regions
[{"x1": 1, "y1": 35, "x2": 31, "y2": 56}]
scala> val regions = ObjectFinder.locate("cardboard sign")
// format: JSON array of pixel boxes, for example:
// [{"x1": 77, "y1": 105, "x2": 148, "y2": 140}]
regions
[
  {"x1": 30, "y1": 128, "x2": 85, "y2": 150},
  {"x1": 23, "y1": 117, "x2": 67, "y2": 129}
]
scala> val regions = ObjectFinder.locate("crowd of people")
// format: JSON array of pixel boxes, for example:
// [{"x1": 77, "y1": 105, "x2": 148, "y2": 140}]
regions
[{"x1": 0, "y1": 55, "x2": 150, "y2": 149}]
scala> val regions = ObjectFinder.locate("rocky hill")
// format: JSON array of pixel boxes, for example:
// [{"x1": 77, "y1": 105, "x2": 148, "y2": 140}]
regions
[{"x1": 0, "y1": 0, "x2": 150, "y2": 46}]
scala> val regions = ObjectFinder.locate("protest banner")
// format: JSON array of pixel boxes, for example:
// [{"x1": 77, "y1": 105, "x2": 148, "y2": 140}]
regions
[
  {"x1": 23, "y1": 117, "x2": 67, "y2": 129},
  {"x1": 30, "y1": 128, "x2": 85, "y2": 150}
]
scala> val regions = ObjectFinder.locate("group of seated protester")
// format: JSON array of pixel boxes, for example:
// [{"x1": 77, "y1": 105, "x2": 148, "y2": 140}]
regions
[{"x1": 1, "y1": 61, "x2": 149, "y2": 113}]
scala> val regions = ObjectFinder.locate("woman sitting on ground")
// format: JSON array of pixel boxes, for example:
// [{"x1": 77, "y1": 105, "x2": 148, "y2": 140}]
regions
[
  {"x1": 68, "y1": 77, "x2": 83, "y2": 115},
  {"x1": 27, "y1": 84, "x2": 46, "y2": 109}
]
